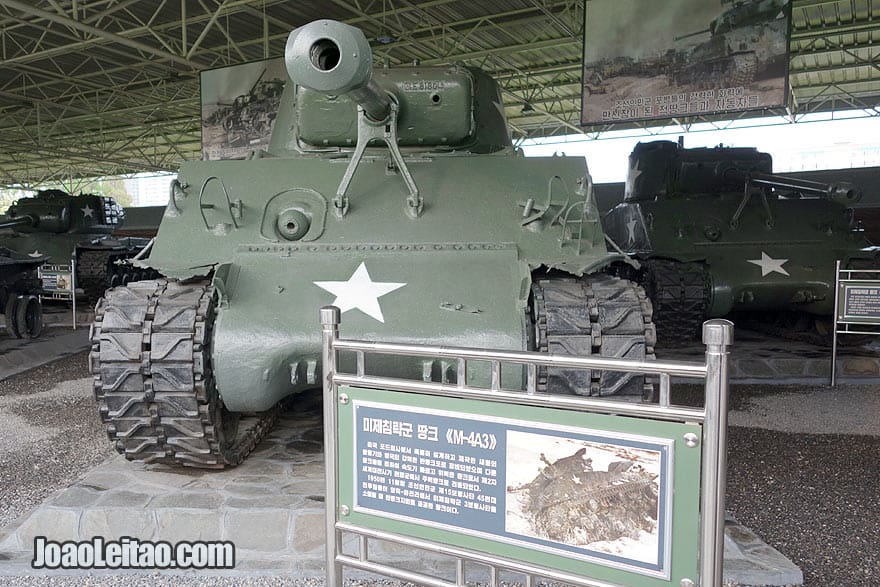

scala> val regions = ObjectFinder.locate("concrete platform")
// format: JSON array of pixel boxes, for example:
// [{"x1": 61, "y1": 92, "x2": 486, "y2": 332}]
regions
[
  {"x1": 658, "y1": 327, "x2": 880, "y2": 384},
  {"x1": 0, "y1": 393, "x2": 802, "y2": 586}
]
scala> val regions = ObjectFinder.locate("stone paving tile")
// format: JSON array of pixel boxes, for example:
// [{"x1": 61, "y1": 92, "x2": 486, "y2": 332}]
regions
[
  {"x1": 80, "y1": 509, "x2": 156, "y2": 541},
  {"x1": 224, "y1": 510, "x2": 291, "y2": 551},
  {"x1": 156, "y1": 511, "x2": 222, "y2": 542}
]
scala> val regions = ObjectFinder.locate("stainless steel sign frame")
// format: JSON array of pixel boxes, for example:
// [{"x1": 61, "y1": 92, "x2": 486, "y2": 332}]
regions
[{"x1": 320, "y1": 306, "x2": 734, "y2": 587}]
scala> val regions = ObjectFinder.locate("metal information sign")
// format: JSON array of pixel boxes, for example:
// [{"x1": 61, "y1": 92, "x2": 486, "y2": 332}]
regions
[
  {"x1": 831, "y1": 261, "x2": 880, "y2": 385},
  {"x1": 339, "y1": 388, "x2": 701, "y2": 583},
  {"x1": 839, "y1": 284, "x2": 880, "y2": 323},
  {"x1": 321, "y1": 307, "x2": 734, "y2": 587},
  {"x1": 38, "y1": 263, "x2": 74, "y2": 301}
]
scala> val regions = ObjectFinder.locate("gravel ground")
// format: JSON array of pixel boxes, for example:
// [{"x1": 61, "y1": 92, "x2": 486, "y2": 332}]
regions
[
  {"x1": 0, "y1": 352, "x2": 113, "y2": 530},
  {"x1": 0, "y1": 360, "x2": 877, "y2": 586}
]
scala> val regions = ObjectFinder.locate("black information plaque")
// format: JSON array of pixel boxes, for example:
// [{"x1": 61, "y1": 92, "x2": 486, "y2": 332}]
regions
[{"x1": 839, "y1": 282, "x2": 880, "y2": 324}]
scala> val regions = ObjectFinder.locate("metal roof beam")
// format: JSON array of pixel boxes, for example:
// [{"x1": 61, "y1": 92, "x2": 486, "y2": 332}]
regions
[{"x1": 0, "y1": 0, "x2": 202, "y2": 69}]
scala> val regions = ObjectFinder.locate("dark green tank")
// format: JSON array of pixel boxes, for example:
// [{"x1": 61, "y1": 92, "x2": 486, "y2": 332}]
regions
[
  {"x1": 0, "y1": 189, "x2": 155, "y2": 302},
  {"x1": 89, "y1": 19, "x2": 656, "y2": 469},
  {"x1": 604, "y1": 139, "x2": 875, "y2": 343}
]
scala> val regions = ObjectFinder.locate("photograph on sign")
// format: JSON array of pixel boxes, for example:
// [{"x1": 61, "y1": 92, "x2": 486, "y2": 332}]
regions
[
  {"x1": 351, "y1": 400, "x2": 672, "y2": 577},
  {"x1": 200, "y1": 58, "x2": 286, "y2": 160},
  {"x1": 581, "y1": 0, "x2": 791, "y2": 125},
  {"x1": 505, "y1": 431, "x2": 662, "y2": 566}
]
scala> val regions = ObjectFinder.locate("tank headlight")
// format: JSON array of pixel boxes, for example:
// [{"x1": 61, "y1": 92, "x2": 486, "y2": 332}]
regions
[{"x1": 276, "y1": 209, "x2": 311, "y2": 240}]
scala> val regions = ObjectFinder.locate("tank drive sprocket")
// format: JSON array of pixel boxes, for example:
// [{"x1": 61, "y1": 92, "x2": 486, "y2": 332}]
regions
[
  {"x1": 530, "y1": 274, "x2": 656, "y2": 398},
  {"x1": 643, "y1": 259, "x2": 710, "y2": 344},
  {"x1": 89, "y1": 279, "x2": 279, "y2": 468}
]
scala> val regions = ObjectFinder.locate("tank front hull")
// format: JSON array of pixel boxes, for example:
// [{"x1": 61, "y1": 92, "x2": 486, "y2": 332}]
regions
[{"x1": 212, "y1": 245, "x2": 528, "y2": 412}]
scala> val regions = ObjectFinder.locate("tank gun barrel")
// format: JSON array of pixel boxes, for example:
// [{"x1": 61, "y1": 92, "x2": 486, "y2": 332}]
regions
[
  {"x1": 0, "y1": 215, "x2": 35, "y2": 230},
  {"x1": 284, "y1": 19, "x2": 392, "y2": 122},
  {"x1": 674, "y1": 28, "x2": 710, "y2": 42},
  {"x1": 724, "y1": 169, "x2": 862, "y2": 204}
]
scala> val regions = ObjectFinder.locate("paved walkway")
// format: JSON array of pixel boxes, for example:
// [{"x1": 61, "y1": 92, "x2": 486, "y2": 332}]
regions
[
  {"x1": 658, "y1": 327, "x2": 880, "y2": 384},
  {"x1": 0, "y1": 328, "x2": 90, "y2": 381}
]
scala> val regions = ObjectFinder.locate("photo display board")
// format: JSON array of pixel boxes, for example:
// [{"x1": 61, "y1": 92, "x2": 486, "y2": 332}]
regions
[
  {"x1": 200, "y1": 58, "x2": 286, "y2": 160},
  {"x1": 338, "y1": 386, "x2": 704, "y2": 586},
  {"x1": 581, "y1": 0, "x2": 792, "y2": 125}
]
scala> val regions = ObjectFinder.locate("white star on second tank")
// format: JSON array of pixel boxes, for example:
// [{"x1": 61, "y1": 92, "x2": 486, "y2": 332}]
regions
[
  {"x1": 82, "y1": 204, "x2": 94, "y2": 218},
  {"x1": 314, "y1": 262, "x2": 405, "y2": 323},
  {"x1": 28, "y1": 250, "x2": 44, "y2": 258},
  {"x1": 747, "y1": 252, "x2": 790, "y2": 277},
  {"x1": 626, "y1": 217, "x2": 638, "y2": 244}
]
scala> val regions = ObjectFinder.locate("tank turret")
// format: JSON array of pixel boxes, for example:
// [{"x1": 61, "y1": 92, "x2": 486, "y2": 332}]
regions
[
  {"x1": 626, "y1": 140, "x2": 861, "y2": 205},
  {"x1": 4, "y1": 189, "x2": 122, "y2": 235}
]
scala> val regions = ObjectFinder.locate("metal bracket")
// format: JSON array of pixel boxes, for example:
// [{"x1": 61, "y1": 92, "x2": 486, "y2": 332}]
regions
[
  {"x1": 730, "y1": 179, "x2": 774, "y2": 229},
  {"x1": 334, "y1": 100, "x2": 422, "y2": 219},
  {"x1": 518, "y1": 175, "x2": 571, "y2": 228},
  {"x1": 198, "y1": 176, "x2": 241, "y2": 231},
  {"x1": 168, "y1": 179, "x2": 187, "y2": 217}
]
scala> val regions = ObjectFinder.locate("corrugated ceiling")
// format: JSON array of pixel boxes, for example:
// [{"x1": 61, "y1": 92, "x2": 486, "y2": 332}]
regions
[{"x1": 0, "y1": 0, "x2": 875, "y2": 186}]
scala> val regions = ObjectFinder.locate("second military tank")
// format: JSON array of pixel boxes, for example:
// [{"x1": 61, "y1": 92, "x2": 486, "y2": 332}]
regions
[{"x1": 604, "y1": 139, "x2": 875, "y2": 343}]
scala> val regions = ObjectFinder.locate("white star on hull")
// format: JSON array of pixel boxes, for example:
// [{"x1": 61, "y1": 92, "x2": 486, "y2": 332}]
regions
[
  {"x1": 314, "y1": 262, "x2": 405, "y2": 323},
  {"x1": 747, "y1": 252, "x2": 790, "y2": 277}
]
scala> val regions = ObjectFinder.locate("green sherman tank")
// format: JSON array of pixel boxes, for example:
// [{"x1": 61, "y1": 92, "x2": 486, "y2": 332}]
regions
[
  {"x1": 90, "y1": 19, "x2": 656, "y2": 469},
  {"x1": 0, "y1": 189, "x2": 156, "y2": 302},
  {"x1": 0, "y1": 246, "x2": 47, "y2": 338},
  {"x1": 603, "y1": 139, "x2": 875, "y2": 343}
]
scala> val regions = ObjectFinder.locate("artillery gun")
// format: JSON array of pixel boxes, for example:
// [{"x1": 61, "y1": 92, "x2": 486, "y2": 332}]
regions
[
  {"x1": 669, "y1": 0, "x2": 789, "y2": 89},
  {"x1": 0, "y1": 246, "x2": 46, "y2": 338},
  {"x1": 89, "y1": 19, "x2": 655, "y2": 469},
  {"x1": 603, "y1": 139, "x2": 875, "y2": 343},
  {"x1": 0, "y1": 189, "x2": 156, "y2": 303}
]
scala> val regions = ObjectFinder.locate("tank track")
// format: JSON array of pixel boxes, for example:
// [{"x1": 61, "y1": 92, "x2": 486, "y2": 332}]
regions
[
  {"x1": 530, "y1": 274, "x2": 656, "y2": 398},
  {"x1": 643, "y1": 259, "x2": 710, "y2": 345},
  {"x1": 89, "y1": 279, "x2": 279, "y2": 468},
  {"x1": 78, "y1": 250, "x2": 117, "y2": 304},
  {"x1": 78, "y1": 249, "x2": 159, "y2": 306}
]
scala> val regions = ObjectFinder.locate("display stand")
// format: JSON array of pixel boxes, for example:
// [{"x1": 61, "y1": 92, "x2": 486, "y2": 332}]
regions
[{"x1": 830, "y1": 260, "x2": 880, "y2": 386}]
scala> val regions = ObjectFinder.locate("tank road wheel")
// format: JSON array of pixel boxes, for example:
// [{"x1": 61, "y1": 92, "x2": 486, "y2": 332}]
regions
[
  {"x1": 89, "y1": 279, "x2": 280, "y2": 468},
  {"x1": 530, "y1": 275, "x2": 656, "y2": 399},
  {"x1": 78, "y1": 250, "x2": 115, "y2": 306},
  {"x1": 643, "y1": 259, "x2": 710, "y2": 346},
  {"x1": 4, "y1": 295, "x2": 20, "y2": 338},
  {"x1": 15, "y1": 295, "x2": 42, "y2": 339}
]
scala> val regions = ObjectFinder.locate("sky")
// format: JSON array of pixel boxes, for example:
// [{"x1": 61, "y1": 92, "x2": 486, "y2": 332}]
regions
[{"x1": 521, "y1": 111, "x2": 880, "y2": 183}]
